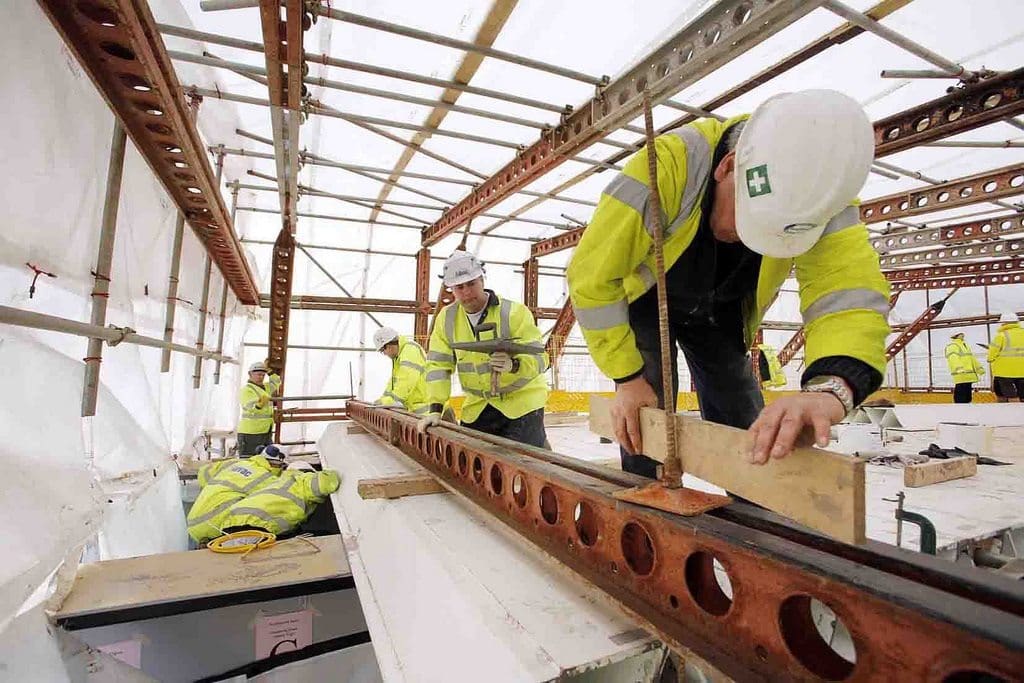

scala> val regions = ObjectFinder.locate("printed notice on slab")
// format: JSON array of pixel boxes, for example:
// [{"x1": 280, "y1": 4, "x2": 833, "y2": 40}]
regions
[
  {"x1": 255, "y1": 609, "x2": 313, "y2": 659},
  {"x1": 97, "y1": 639, "x2": 142, "y2": 669}
]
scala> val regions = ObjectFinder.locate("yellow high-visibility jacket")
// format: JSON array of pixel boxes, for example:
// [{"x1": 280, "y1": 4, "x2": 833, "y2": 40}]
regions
[
  {"x1": 945, "y1": 338, "x2": 985, "y2": 384},
  {"x1": 425, "y1": 291, "x2": 548, "y2": 422},
  {"x1": 187, "y1": 456, "x2": 282, "y2": 542},
  {"x1": 377, "y1": 335, "x2": 430, "y2": 414},
  {"x1": 567, "y1": 116, "x2": 890, "y2": 384},
  {"x1": 988, "y1": 322, "x2": 1024, "y2": 377},
  {"x1": 219, "y1": 469, "x2": 341, "y2": 536},
  {"x1": 757, "y1": 344, "x2": 787, "y2": 389},
  {"x1": 238, "y1": 372, "x2": 281, "y2": 435}
]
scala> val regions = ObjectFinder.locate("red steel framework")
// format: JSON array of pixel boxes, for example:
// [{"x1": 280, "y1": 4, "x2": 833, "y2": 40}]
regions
[
  {"x1": 37, "y1": 0, "x2": 258, "y2": 304},
  {"x1": 347, "y1": 402, "x2": 1024, "y2": 681},
  {"x1": 885, "y1": 289, "x2": 959, "y2": 360},
  {"x1": 870, "y1": 213, "x2": 1024, "y2": 254},
  {"x1": 522, "y1": 258, "x2": 539, "y2": 313},
  {"x1": 414, "y1": 248, "x2": 432, "y2": 343}
]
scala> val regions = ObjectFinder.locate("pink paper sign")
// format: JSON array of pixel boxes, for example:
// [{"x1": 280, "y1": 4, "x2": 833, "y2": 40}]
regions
[
  {"x1": 255, "y1": 609, "x2": 313, "y2": 659},
  {"x1": 97, "y1": 639, "x2": 142, "y2": 669}
]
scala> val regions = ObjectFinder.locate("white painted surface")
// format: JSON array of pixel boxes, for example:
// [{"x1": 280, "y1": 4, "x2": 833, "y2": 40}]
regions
[
  {"x1": 936, "y1": 423, "x2": 994, "y2": 455},
  {"x1": 892, "y1": 404, "x2": 1024, "y2": 428},
  {"x1": 319, "y1": 424, "x2": 658, "y2": 683}
]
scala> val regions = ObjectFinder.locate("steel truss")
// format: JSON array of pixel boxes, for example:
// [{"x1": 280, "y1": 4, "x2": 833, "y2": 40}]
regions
[{"x1": 347, "y1": 402, "x2": 1024, "y2": 681}]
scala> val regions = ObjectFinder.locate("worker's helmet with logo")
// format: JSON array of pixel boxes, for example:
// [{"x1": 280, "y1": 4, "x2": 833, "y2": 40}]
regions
[
  {"x1": 257, "y1": 443, "x2": 286, "y2": 466},
  {"x1": 733, "y1": 89, "x2": 874, "y2": 258},
  {"x1": 373, "y1": 327, "x2": 400, "y2": 351},
  {"x1": 441, "y1": 250, "x2": 485, "y2": 287},
  {"x1": 1000, "y1": 311, "x2": 1020, "y2": 323},
  {"x1": 249, "y1": 361, "x2": 269, "y2": 373}
]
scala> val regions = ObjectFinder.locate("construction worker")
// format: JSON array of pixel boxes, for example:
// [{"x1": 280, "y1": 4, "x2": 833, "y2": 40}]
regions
[
  {"x1": 945, "y1": 332, "x2": 984, "y2": 403},
  {"x1": 756, "y1": 345, "x2": 787, "y2": 389},
  {"x1": 567, "y1": 90, "x2": 890, "y2": 476},
  {"x1": 219, "y1": 460, "x2": 341, "y2": 538},
  {"x1": 237, "y1": 360, "x2": 281, "y2": 455},
  {"x1": 417, "y1": 251, "x2": 550, "y2": 447},
  {"x1": 372, "y1": 326, "x2": 430, "y2": 414},
  {"x1": 989, "y1": 312, "x2": 1024, "y2": 402},
  {"x1": 186, "y1": 444, "x2": 287, "y2": 544}
]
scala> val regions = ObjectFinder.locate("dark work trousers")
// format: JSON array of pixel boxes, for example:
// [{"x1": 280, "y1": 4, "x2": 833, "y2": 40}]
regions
[
  {"x1": 463, "y1": 404, "x2": 547, "y2": 448},
  {"x1": 952, "y1": 382, "x2": 974, "y2": 404},
  {"x1": 237, "y1": 430, "x2": 272, "y2": 456},
  {"x1": 620, "y1": 306, "x2": 764, "y2": 479}
]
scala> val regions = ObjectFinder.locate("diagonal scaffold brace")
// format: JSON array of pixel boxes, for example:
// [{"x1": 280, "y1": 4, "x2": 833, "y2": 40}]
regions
[{"x1": 610, "y1": 92, "x2": 730, "y2": 517}]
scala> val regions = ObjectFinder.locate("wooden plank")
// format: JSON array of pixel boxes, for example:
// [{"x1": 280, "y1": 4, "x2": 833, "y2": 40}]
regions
[
  {"x1": 358, "y1": 473, "x2": 446, "y2": 500},
  {"x1": 54, "y1": 535, "x2": 349, "y2": 621},
  {"x1": 904, "y1": 456, "x2": 977, "y2": 488},
  {"x1": 588, "y1": 396, "x2": 865, "y2": 544}
]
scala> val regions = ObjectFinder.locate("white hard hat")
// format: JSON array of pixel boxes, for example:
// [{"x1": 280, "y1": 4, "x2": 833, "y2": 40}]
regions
[
  {"x1": 373, "y1": 327, "x2": 400, "y2": 351},
  {"x1": 1000, "y1": 311, "x2": 1019, "y2": 323},
  {"x1": 287, "y1": 461, "x2": 315, "y2": 471},
  {"x1": 733, "y1": 90, "x2": 874, "y2": 258},
  {"x1": 249, "y1": 361, "x2": 268, "y2": 373},
  {"x1": 441, "y1": 250, "x2": 485, "y2": 287}
]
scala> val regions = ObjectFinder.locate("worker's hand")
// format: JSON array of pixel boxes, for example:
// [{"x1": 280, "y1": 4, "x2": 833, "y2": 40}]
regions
[
  {"x1": 748, "y1": 392, "x2": 845, "y2": 465},
  {"x1": 612, "y1": 376, "x2": 658, "y2": 454},
  {"x1": 256, "y1": 394, "x2": 269, "y2": 408},
  {"x1": 417, "y1": 413, "x2": 441, "y2": 434},
  {"x1": 489, "y1": 352, "x2": 514, "y2": 373}
]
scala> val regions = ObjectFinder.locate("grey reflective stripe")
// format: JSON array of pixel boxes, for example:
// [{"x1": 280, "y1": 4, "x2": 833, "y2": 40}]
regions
[
  {"x1": 383, "y1": 391, "x2": 404, "y2": 404},
  {"x1": 820, "y1": 205, "x2": 861, "y2": 238},
  {"x1": 998, "y1": 332, "x2": 1024, "y2": 357},
  {"x1": 310, "y1": 476, "x2": 323, "y2": 498},
  {"x1": 413, "y1": 405, "x2": 431, "y2": 414},
  {"x1": 463, "y1": 386, "x2": 489, "y2": 398},
  {"x1": 426, "y1": 351, "x2": 451, "y2": 363},
  {"x1": 444, "y1": 305, "x2": 456, "y2": 344},
  {"x1": 188, "y1": 498, "x2": 237, "y2": 526},
  {"x1": 636, "y1": 263, "x2": 656, "y2": 290},
  {"x1": 665, "y1": 126, "x2": 711, "y2": 235},
  {"x1": 225, "y1": 506, "x2": 292, "y2": 531},
  {"x1": 400, "y1": 360, "x2": 424, "y2": 372},
  {"x1": 499, "y1": 298, "x2": 512, "y2": 339},
  {"x1": 802, "y1": 288, "x2": 890, "y2": 326},
  {"x1": 523, "y1": 352, "x2": 548, "y2": 370},
  {"x1": 256, "y1": 485, "x2": 308, "y2": 511},
  {"x1": 603, "y1": 173, "x2": 648, "y2": 215},
  {"x1": 426, "y1": 369, "x2": 451, "y2": 381},
  {"x1": 465, "y1": 375, "x2": 536, "y2": 398},
  {"x1": 575, "y1": 298, "x2": 629, "y2": 331},
  {"x1": 519, "y1": 341, "x2": 545, "y2": 352},
  {"x1": 458, "y1": 361, "x2": 491, "y2": 375},
  {"x1": 244, "y1": 471, "x2": 273, "y2": 493},
  {"x1": 457, "y1": 362, "x2": 476, "y2": 374}
]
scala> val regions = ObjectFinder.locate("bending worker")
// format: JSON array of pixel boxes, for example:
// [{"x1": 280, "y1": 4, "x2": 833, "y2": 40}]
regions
[
  {"x1": 372, "y1": 326, "x2": 430, "y2": 414},
  {"x1": 237, "y1": 360, "x2": 281, "y2": 456},
  {"x1": 945, "y1": 332, "x2": 984, "y2": 404},
  {"x1": 567, "y1": 90, "x2": 890, "y2": 475},
  {"x1": 219, "y1": 460, "x2": 340, "y2": 538},
  {"x1": 186, "y1": 444, "x2": 287, "y2": 544},
  {"x1": 417, "y1": 251, "x2": 550, "y2": 447},
  {"x1": 989, "y1": 311, "x2": 1024, "y2": 402}
]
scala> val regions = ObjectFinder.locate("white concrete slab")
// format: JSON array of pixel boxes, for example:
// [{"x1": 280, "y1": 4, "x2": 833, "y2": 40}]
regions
[
  {"x1": 319, "y1": 424, "x2": 660, "y2": 683},
  {"x1": 892, "y1": 404, "x2": 1024, "y2": 428}
]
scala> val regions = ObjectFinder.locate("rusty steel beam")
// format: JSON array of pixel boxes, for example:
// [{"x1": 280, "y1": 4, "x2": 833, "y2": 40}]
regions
[
  {"x1": 531, "y1": 227, "x2": 586, "y2": 259},
  {"x1": 37, "y1": 0, "x2": 258, "y2": 304},
  {"x1": 545, "y1": 303, "x2": 576, "y2": 361},
  {"x1": 878, "y1": 237, "x2": 1024, "y2": 269},
  {"x1": 892, "y1": 311, "x2": 1024, "y2": 330},
  {"x1": 414, "y1": 248, "x2": 431, "y2": 344},
  {"x1": 776, "y1": 329, "x2": 806, "y2": 369},
  {"x1": 886, "y1": 257, "x2": 1024, "y2": 283},
  {"x1": 523, "y1": 258, "x2": 539, "y2": 313},
  {"x1": 260, "y1": 294, "x2": 424, "y2": 314},
  {"x1": 886, "y1": 289, "x2": 959, "y2": 360},
  {"x1": 421, "y1": 1, "x2": 822, "y2": 246},
  {"x1": 871, "y1": 213, "x2": 1024, "y2": 255},
  {"x1": 861, "y1": 164, "x2": 1024, "y2": 224},
  {"x1": 347, "y1": 402, "x2": 1024, "y2": 680}
]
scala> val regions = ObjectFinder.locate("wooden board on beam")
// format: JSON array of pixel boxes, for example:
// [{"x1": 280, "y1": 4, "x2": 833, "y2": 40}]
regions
[
  {"x1": 358, "y1": 473, "x2": 447, "y2": 500},
  {"x1": 588, "y1": 396, "x2": 865, "y2": 544},
  {"x1": 904, "y1": 456, "x2": 977, "y2": 488}
]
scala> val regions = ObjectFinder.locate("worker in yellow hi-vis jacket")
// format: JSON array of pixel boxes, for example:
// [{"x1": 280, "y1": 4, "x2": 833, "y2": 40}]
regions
[
  {"x1": 989, "y1": 312, "x2": 1024, "y2": 402},
  {"x1": 372, "y1": 327, "x2": 430, "y2": 414},
  {"x1": 944, "y1": 332, "x2": 984, "y2": 403},
  {"x1": 237, "y1": 361, "x2": 282, "y2": 455},
  {"x1": 567, "y1": 90, "x2": 890, "y2": 476}
]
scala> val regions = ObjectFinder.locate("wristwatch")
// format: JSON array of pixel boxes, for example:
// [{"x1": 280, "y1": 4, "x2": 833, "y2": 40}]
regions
[{"x1": 802, "y1": 375, "x2": 854, "y2": 415}]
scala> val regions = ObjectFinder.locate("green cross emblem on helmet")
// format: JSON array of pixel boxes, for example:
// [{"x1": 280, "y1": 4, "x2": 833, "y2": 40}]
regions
[{"x1": 746, "y1": 165, "x2": 772, "y2": 198}]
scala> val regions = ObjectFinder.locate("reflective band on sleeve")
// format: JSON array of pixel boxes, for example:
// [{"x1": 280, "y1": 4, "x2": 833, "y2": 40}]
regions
[
  {"x1": 575, "y1": 298, "x2": 629, "y2": 331},
  {"x1": 802, "y1": 288, "x2": 891, "y2": 325},
  {"x1": 666, "y1": 126, "x2": 711, "y2": 234},
  {"x1": 499, "y1": 298, "x2": 512, "y2": 339},
  {"x1": 400, "y1": 360, "x2": 424, "y2": 372},
  {"x1": 636, "y1": 263, "x2": 656, "y2": 291},
  {"x1": 603, "y1": 173, "x2": 648, "y2": 215},
  {"x1": 426, "y1": 369, "x2": 451, "y2": 382},
  {"x1": 188, "y1": 498, "x2": 237, "y2": 526},
  {"x1": 820, "y1": 205, "x2": 861, "y2": 238},
  {"x1": 426, "y1": 351, "x2": 451, "y2": 363},
  {"x1": 443, "y1": 305, "x2": 456, "y2": 343},
  {"x1": 310, "y1": 476, "x2": 322, "y2": 498},
  {"x1": 224, "y1": 507, "x2": 292, "y2": 531}
]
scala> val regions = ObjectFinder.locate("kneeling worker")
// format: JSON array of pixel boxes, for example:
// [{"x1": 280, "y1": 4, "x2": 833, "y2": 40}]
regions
[
  {"x1": 417, "y1": 251, "x2": 550, "y2": 447},
  {"x1": 372, "y1": 326, "x2": 430, "y2": 414},
  {"x1": 219, "y1": 460, "x2": 341, "y2": 538}
]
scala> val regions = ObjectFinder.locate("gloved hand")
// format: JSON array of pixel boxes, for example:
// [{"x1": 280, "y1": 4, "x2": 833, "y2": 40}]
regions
[
  {"x1": 489, "y1": 351, "x2": 514, "y2": 373},
  {"x1": 257, "y1": 394, "x2": 269, "y2": 408},
  {"x1": 417, "y1": 413, "x2": 441, "y2": 434}
]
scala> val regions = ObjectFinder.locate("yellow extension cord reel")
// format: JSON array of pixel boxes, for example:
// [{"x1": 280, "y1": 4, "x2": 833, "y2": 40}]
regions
[{"x1": 207, "y1": 529, "x2": 277, "y2": 556}]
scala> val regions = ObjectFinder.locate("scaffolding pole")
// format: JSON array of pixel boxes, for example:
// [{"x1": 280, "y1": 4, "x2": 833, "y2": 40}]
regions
[{"x1": 160, "y1": 212, "x2": 186, "y2": 373}]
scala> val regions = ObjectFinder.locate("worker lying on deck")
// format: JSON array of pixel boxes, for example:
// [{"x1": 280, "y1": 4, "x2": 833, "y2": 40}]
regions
[
  {"x1": 567, "y1": 90, "x2": 890, "y2": 476},
  {"x1": 372, "y1": 326, "x2": 431, "y2": 414},
  {"x1": 237, "y1": 360, "x2": 282, "y2": 455},
  {"x1": 186, "y1": 445, "x2": 287, "y2": 544},
  {"x1": 945, "y1": 332, "x2": 984, "y2": 404},
  {"x1": 218, "y1": 460, "x2": 340, "y2": 538},
  {"x1": 989, "y1": 311, "x2": 1024, "y2": 402},
  {"x1": 417, "y1": 250, "x2": 550, "y2": 447}
]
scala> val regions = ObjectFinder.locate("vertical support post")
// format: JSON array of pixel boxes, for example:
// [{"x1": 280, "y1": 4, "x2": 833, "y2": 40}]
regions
[
  {"x1": 983, "y1": 285, "x2": 992, "y2": 345},
  {"x1": 81, "y1": 122, "x2": 127, "y2": 417},
  {"x1": 192, "y1": 150, "x2": 225, "y2": 388},
  {"x1": 414, "y1": 247, "x2": 430, "y2": 345},
  {"x1": 925, "y1": 289, "x2": 933, "y2": 390},
  {"x1": 523, "y1": 257, "x2": 539, "y2": 314},
  {"x1": 160, "y1": 212, "x2": 186, "y2": 373},
  {"x1": 902, "y1": 348, "x2": 910, "y2": 391},
  {"x1": 213, "y1": 181, "x2": 238, "y2": 385}
]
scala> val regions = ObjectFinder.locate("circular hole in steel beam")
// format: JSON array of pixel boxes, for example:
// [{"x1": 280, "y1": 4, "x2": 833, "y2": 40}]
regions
[
  {"x1": 100, "y1": 41, "x2": 135, "y2": 61},
  {"x1": 778, "y1": 595, "x2": 857, "y2": 681},
  {"x1": 472, "y1": 455, "x2": 483, "y2": 484},
  {"x1": 983, "y1": 92, "x2": 1003, "y2": 109},
  {"x1": 539, "y1": 486, "x2": 559, "y2": 524},
  {"x1": 77, "y1": 3, "x2": 119, "y2": 27},
  {"x1": 457, "y1": 450, "x2": 468, "y2": 476},
  {"x1": 684, "y1": 551, "x2": 733, "y2": 616},
  {"x1": 733, "y1": 2, "x2": 753, "y2": 26},
  {"x1": 946, "y1": 105, "x2": 963, "y2": 122},
  {"x1": 512, "y1": 473, "x2": 528, "y2": 508},
  {"x1": 489, "y1": 464, "x2": 503, "y2": 495},
  {"x1": 119, "y1": 74, "x2": 151, "y2": 92},
  {"x1": 444, "y1": 444, "x2": 454, "y2": 469},
  {"x1": 620, "y1": 522, "x2": 655, "y2": 576},
  {"x1": 573, "y1": 501, "x2": 599, "y2": 547}
]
